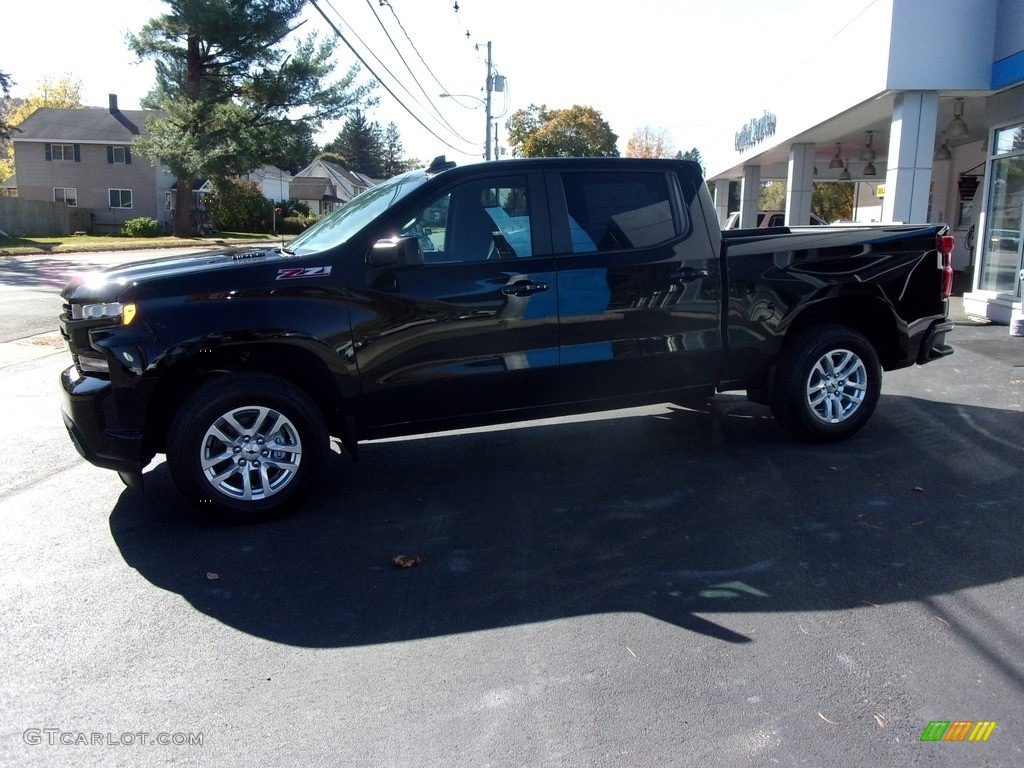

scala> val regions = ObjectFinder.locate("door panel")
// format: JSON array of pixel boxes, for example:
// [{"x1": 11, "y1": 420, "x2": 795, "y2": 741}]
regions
[
  {"x1": 552, "y1": 169, "x2": 721, "y2": 402},
  {"x1": 352, "y1": 173, "x2": 560, "y2": 428}
]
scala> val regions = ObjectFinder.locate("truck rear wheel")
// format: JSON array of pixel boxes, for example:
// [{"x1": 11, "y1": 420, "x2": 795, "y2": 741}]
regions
[
  {"x1": 167, "y1": 373, "x2": 328, "y2": 521},
  {"x1": 770, "y1": 325, "x2": 880, "y2": 442}
]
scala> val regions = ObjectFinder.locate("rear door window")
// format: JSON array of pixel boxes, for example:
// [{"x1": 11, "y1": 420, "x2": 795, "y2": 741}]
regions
[{"x1": 560, "y1": 171, "x2": 679, "y2": 254}]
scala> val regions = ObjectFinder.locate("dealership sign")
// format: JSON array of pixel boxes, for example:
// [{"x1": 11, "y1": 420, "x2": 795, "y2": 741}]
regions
[{"x1": 735, "y1": 111, "x2": 778, "y2": 153}]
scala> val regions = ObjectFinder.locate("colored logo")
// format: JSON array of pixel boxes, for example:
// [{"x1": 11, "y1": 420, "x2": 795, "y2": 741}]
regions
[
  {"x1": 921, "y1": 721, "x2": 997, "y2": 742},
  {"x1": 276, "y1": 266, "x2": 332, "y2": 280}
]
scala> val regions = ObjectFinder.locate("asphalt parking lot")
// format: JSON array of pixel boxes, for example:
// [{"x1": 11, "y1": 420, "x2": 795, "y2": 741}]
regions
[{"x1": 1, "y1": 296, "x2": 1022, "y2": 767}]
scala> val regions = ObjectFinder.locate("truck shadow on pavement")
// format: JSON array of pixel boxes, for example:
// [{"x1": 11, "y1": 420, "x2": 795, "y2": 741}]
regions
[{"x1": 108, "y1": 394, "x2": 1024, "y2": 649}]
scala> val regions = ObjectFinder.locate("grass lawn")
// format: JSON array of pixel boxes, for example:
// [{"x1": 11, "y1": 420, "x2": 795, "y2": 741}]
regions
[{"x1": 0, "y1": 231, "x2": 283, "y2": 257}]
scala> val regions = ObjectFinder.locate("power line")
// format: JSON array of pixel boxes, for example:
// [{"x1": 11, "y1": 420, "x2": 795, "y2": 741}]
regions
[
  {"x1": 365, "y1": 0, "x2": 470, "y2": 142},
  {"x1": 320, "y1": 0, "x2": 475, "y2": 147},
  {"x1": 308, "y1": 0, "x2": 479, "y2": 154}
]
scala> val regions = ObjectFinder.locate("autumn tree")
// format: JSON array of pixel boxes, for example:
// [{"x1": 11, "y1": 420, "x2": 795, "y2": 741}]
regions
[
  {"x1": 506, "y1": 104, "x2": 618, "y2": 158},
  {"x1": 0, "y1": 74, "x2": 83, "y2": 182},
  {"x1": 129, "y1": 0, "x2": 375, "y2": 236},
  {"x1": 0, "y1": 71, "x2": 13, "y2": 141},
  {"x1": 760, "y1": 181, "x2": 787, "y2": 210},
  {"x1": 755, "y1": 180, "x2": 854, "y2": 222},
  {"x1": 812, "y1": 181, "x2": 854, "y2": 222},
  {"x1": 625, "y1": 126, "x2": 675, "y2": 158}
]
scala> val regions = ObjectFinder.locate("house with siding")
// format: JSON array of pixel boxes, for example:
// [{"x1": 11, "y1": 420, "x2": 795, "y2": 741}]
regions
[
  {"x1": 293, "y1": 158, "x2": 380, "y2": 213},
  {"x1": 8, "y1": 94, "x2": 174, "y2": 233},
  {"x1": 243, "y1": 165, "x2": 293, "y2": 202},
  {"x1": 288, "y1": 175, "x2": 343, "y2": 216}
]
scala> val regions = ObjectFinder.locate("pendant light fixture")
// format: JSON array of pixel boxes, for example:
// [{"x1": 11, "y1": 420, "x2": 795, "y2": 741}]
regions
[
  {"x1": 948, "y1": 98, "x2": 968, "y2": 140},
  {"x1": 829, "y1": 143, "x2": 844, "y2": 169},
  {"x1": 839, "y1": 160, "x2": 851, "y2": 181},
  {"x1": 859, "y1": 131, "x2": 876, "y2": 162},
  {"x1": 934, "y1": 139, "x2": 952, "y2": 161},
  {"x1": 863, "y1": 160, "x2": 877, "y2": 176}
]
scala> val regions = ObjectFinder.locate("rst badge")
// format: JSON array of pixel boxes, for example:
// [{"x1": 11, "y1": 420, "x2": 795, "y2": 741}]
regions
[{"x1": 276, "y1": 266, "x2": 332, "y2": 280}]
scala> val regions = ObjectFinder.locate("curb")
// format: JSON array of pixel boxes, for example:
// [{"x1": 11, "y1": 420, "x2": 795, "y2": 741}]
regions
[
  {"x1": 0, "y1": 331, "x2": 66, "y2": 368},
  {"x1": 0, "y1": 238, "x2": 277, "y2": 259}
]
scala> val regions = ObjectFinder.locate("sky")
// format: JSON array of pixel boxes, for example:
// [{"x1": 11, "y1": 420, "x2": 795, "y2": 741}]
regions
[{"x1": 3, "y1": 0, "x2": 837, "y2": 166}]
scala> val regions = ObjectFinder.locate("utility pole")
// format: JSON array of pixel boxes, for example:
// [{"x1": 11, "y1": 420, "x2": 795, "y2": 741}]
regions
[{"x1": 484, "y1": 41, "x2": 493, "y2": 161}]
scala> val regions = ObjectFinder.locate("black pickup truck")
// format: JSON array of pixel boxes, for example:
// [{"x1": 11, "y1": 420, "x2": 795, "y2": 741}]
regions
[{"x1": 59, "y1": 157, "x2": 955, "y2": 520}]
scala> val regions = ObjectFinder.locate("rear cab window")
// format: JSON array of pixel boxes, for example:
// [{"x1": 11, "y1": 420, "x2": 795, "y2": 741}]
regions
[{"x1": 555, "y1": 170, "x2": 685, "y2": 255}]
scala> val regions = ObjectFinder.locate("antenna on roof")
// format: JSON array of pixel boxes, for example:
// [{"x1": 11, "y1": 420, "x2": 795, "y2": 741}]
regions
[{"x1": 426, "y1": 155, "x2": 457, "y2": 174}]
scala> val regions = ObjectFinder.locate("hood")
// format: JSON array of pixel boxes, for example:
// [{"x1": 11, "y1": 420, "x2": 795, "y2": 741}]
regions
[{"x1": 60, "y1": 246, "x2": 296, "y2": 302}]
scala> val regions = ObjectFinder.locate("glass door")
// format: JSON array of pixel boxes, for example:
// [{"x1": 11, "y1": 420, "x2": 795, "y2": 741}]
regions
[{"x1": 978, "y1": 123, "x2": 1024, "y2": 296}]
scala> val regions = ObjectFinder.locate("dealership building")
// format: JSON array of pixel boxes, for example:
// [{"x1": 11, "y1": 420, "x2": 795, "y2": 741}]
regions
[{"x1": 704, "y1": 0, "x2": 1024, "y2": 324}]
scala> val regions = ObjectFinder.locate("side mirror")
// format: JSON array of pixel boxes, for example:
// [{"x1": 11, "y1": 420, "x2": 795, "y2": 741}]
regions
[{"x1": 368, "y1": 236, "x2": 423, "y2": 268}]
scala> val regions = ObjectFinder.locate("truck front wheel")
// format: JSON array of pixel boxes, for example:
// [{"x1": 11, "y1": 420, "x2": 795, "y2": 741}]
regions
[
  {"x1": 770, "y1": 325, "x2": 881, "y2": 442},
  {"x1": 167, "y1": 373, "x2": 329, "y2": 521}
]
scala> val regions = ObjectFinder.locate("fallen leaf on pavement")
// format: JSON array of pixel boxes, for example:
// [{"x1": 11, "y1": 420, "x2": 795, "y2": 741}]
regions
[{"x1": 393, "y1": 554, "x2": 424, "y2": 568}]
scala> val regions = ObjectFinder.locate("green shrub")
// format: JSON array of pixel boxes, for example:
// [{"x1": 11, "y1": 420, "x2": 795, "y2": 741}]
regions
[
  {"x1": 287, "y1": 199, "x2": 312, "y2": 216},
  {"x1": 210, "y1": 178, "x2": 272, "y2": 232},
  {"x1": 121, "y1": 217, "x2": 160, "y2": 237},
  {"x1": 278, "y1": 216, "x2": 309, "y2": 235}
]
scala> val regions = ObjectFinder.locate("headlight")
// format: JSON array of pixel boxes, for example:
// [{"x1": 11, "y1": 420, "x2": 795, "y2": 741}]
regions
[{"x1": 72, "y1": 302, "x2": 137, "y2": 325}]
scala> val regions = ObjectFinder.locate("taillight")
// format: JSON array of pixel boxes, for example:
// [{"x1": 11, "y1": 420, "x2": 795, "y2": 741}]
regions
[{"x1": 937, "y1": 234, "x2": 954, "y2": 298}]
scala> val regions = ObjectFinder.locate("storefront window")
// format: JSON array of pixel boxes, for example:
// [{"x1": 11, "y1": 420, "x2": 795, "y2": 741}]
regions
[{"x1": 978, "y1": 122, "x2": 1024, "y2": 294}]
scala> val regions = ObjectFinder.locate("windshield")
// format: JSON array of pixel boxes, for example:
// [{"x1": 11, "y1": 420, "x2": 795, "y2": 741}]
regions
[{"x1": 287, "y1": 170, "x2": 430, "y2": 256}]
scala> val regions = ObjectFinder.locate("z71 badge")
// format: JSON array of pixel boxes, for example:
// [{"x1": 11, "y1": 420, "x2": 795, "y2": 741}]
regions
[{"x1": 276, "y1": 266, "x2": 332, "y2": 280}]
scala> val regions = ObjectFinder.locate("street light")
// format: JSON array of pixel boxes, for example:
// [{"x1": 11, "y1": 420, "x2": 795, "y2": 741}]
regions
[
  {"x1": 439, "y1": 92, "x2": 484, "y2": 107},
  {"x1": 440, "y1": 92, "x2": 491, "y2": 160},
  {"x1": 438, "y1": 40, "x2": 496, "y2": 160}
]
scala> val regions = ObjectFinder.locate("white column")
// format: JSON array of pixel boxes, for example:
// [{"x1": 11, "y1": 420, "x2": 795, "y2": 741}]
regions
[
  {"x1": 882, "y1": 91, "x2": 938, "y2": 224},
  {"x1": 740, "y1": 165, "x2": 761, "y2": 228},
  {"x1": 713, "y1": 179, "x2": 731, "y2": 226},
  {"x1": 786, "y1": 143, "x2": 815, "y2": 226}
]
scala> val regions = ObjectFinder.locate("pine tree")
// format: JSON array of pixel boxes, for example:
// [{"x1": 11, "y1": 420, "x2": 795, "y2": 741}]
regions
[
  {"x1": 129, "y1": 0, "x2": 375, "y2": 235},
  {"x1": 323, "y1": 110, "x2": 385, "y2": 177}
]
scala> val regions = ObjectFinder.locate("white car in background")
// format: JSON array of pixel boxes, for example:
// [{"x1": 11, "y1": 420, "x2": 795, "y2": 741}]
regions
[{"x1": 725, "y1": 210, "x2": 829, "y2": 229}]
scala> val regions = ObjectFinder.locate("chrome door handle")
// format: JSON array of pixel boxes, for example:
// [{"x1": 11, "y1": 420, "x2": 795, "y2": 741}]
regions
[{"x1": 502, "y1": 281, "x2": 549, "y2": 297}]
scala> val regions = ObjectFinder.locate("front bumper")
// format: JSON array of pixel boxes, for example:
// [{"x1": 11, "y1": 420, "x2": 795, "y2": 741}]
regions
[{"x1": 60, "y1": 366, "x2": 149, "y2": 475}]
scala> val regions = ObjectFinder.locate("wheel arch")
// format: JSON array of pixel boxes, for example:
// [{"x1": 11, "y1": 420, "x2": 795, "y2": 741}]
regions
[
  {"x1": 145, "y1": 339, "x2": 350, "y2": 455},
  {"x1": 781, "y1": 295, "x2": 902, "y2": 370},
  {"x1": 742, "y1": 295, "x2": 898, "y2": 405}
]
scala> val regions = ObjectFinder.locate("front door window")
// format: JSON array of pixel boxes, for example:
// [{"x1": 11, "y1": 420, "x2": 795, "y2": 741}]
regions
[{"x1": 400, "y1": 176, "x2": 533, "y2": 263}]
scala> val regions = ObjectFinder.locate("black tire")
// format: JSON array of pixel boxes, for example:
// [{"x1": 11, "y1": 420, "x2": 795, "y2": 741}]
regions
[
  {"x1": 770, "y1": 324, "x2": 881, "y2": 442},
  {"x1": 167, "y1": 373, "x2": 329, "y2": 521}
]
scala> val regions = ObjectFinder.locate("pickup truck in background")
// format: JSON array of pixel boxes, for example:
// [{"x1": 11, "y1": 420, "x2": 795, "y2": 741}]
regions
[
  {"x1": 59, "y1": 157, "x2": 955, "y2": 520},
  {"x1": 724, "y1": 210, "x2": 829, "y2": 228}
]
